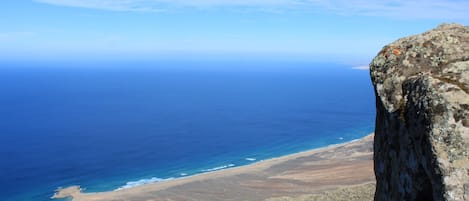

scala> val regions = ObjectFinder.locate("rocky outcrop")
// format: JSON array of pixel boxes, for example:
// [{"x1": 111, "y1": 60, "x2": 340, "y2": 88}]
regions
[{"x1": 370, "y1": 24, "x2": 469, "y2": 201}]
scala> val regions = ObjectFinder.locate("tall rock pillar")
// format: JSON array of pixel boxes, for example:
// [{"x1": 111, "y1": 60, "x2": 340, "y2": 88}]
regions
[{"x1": 370, "y1": 24, "x2": 469, "y2": 201}]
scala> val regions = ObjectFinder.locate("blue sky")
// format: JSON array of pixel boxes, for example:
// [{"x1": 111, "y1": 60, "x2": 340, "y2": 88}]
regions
[{"x1": 1, "y1": 0, "x2": 468, "y2": 64}]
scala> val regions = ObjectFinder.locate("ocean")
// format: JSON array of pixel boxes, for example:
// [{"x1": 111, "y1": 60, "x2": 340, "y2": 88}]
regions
[{"x1": 0, "y1": 61, "x2": 375, "y2": 201}]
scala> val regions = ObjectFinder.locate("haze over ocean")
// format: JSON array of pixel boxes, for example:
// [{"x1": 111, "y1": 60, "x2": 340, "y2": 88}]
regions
[{"x1": 0, "y1": 61, "x2": 374, "y2": 201}]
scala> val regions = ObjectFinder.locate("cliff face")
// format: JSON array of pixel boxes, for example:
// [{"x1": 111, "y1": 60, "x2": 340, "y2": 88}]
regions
[{"x1": 370, "y1": 24, "x2": 469, "y2": 201}]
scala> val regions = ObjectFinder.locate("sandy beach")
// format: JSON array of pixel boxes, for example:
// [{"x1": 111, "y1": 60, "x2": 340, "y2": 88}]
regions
[{"x1": 53, "y1": 134, "x2": 375, "y2": 201}]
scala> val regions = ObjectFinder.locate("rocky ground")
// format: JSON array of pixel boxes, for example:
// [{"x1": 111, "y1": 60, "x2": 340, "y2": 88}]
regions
[{"x1": 266, "y1": 183, "x2": 375, "y2": 201}]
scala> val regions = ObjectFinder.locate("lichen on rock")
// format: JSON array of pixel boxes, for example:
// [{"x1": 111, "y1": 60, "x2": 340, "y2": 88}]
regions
[{"x1": 370, "y1": 24, "x2": 469, "y2": 201}]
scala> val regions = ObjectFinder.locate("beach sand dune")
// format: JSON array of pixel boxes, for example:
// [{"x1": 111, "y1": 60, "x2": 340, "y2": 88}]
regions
[{"x1": 53, "y1": 134, "x2": 375, "y2": 201}]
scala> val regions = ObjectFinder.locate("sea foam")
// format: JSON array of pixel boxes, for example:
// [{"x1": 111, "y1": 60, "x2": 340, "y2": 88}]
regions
[
  {"x1": 116, "y1": 163, "x2": 237, "y2": 191},
  {"x1": 201, "y1": 164, "x2": 235, "y2": 172},
  {"x1": 115, "y1": 177, "x2": 173, "y2": 191}
]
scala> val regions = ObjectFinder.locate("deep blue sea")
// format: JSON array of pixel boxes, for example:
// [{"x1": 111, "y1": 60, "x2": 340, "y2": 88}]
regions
[{"x1": 0, "y1": 61, "x2": 375, "y2": 201}]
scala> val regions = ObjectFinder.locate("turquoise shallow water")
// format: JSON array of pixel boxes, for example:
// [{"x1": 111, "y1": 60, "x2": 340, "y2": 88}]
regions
[{"x1": 0, "y1": 61, "x2": 375, "y2": 201}]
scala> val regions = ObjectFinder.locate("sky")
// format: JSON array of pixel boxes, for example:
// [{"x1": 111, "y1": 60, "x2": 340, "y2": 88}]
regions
[{"x1": 1, "y1": 0, "x2": 468, "y2": 64}]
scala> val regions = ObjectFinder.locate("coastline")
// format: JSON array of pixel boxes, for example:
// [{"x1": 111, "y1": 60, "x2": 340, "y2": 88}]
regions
[{"x1": 53, "y1": 133, "x2": 375, "y2": 201}]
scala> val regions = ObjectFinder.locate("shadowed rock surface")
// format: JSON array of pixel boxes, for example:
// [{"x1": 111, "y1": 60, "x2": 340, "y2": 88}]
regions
[{"x1": 370, "y1": 24, "x2": 469, "y2": 201}]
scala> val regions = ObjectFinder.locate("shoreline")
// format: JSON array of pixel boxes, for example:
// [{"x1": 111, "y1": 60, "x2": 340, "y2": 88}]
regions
[
  {"x1": 53, "y1": 133, "x2": 375, "y2": 201},
  {"x1": 115, "y1": 136, "x2": 364, "y2": 190}
]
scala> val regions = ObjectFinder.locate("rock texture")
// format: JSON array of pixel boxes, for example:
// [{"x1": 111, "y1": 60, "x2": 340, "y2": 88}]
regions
[{"x1": 370, "y1": 24, "x2": 469, "y2": 201}]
